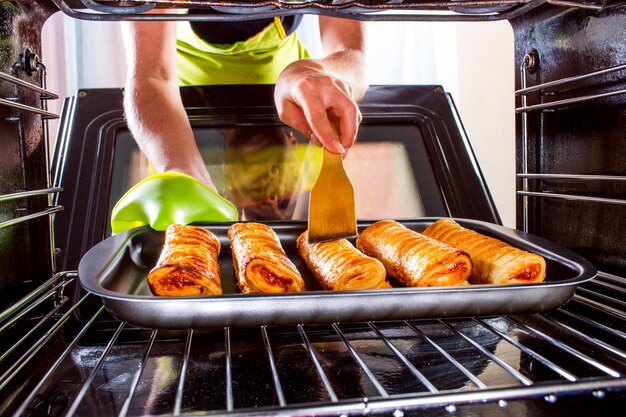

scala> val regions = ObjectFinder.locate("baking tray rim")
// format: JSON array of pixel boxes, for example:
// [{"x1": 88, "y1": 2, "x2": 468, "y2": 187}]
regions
[{"x1": 79, "y1": 217, "x2": 598, "y2": 303}]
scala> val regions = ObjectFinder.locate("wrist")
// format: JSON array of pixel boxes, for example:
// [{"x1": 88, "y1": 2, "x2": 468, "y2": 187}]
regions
[
  {"x1": 279, "y1": 59, "x2": 326, "y2": 82},
  {"x1": 163, "y1": 166, "x2": 216, "y2": 192}
]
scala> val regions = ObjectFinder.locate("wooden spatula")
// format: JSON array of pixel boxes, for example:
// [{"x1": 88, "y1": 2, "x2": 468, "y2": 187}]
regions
[{"x1": 308, "y1": 147, "x2": 357, "y2": 243}]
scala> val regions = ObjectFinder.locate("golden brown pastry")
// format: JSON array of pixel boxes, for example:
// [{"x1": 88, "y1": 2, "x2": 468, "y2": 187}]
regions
[
  {"x1": 147, "y1": 224, "x2": 222, "y2": 296},
  {"x1": 423, "y1": 218, "x2": 546, "y2": 285},
  {"x1": 297, "y1": 231, "x2": 389, "y2": 290},
  {"x1": 228, "y1": 222, "x2": 304, "y2": 293},
  {"x1": 356, "y1": 220, "x2": 472, "y2": 287}
]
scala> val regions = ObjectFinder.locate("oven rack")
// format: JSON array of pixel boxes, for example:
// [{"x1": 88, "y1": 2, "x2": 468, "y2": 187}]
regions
[
  {"x1": 516, "y1": 60, "x2": 626, "y2": 233},
  {"x1": 1, "y1": 270, "x2": 625, "y2": 416},
  {"x1": 52, "y1": 0, "x2": 624, "y2": 22}
]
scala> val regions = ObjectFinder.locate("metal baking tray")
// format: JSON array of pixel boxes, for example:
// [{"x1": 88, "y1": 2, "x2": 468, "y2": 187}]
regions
[{"x1": 78, "y1": 218, "x2": 597, "y2": 329}]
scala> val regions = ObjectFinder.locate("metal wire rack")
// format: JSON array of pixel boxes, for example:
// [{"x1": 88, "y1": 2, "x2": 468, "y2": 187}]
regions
[{"x1": 1, "y1": 270, "x2": 624, "y2": 416}]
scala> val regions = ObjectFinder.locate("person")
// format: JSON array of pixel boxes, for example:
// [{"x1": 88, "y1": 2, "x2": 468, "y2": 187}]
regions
[{"x1": 120, "y1": 10, "x2": 367, "y2": 194}]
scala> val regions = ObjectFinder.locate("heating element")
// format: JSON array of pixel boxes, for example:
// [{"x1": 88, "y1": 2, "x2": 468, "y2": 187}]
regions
[{"x1": 1, "y1": 0, "x2": 625, "y2": 416}]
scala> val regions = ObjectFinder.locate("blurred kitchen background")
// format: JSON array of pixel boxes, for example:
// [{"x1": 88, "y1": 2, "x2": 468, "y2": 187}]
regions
[{"x1": 42, "y1": 13, "x2": 515, "y2": 227}]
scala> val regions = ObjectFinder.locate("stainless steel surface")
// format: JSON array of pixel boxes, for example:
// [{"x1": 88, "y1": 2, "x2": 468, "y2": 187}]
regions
[
  {"x1": 63, "y1": 321, "x2": 126, "y2": 417},
  {"x1": 37, "y1": 60, "x2": 59, "y2": 274},
  {"x1": 0, "y1": 205, "x2": 64, "y2": 229},
  {"x1": 515, "y1": 88, "x2": 626, "y2": 113},
  {"x1": 297, "y1": 323, "x2": 339, "y2": 401},
  {"x1": 515, "y1": 63, "x2": 626, "y2": 95},
  {"x1": 0, "y1": 187, "x2": 63, "y2": 202},
  {"x1": 0, "y1": 96, "x2": 59, "y2": 118},
  {"x1": 0, "y1": 186, "x2": 62, "y2": 271},
  {"x1": 518, "y1": 174, "x2": 626, "y2": 181},
  {"x1": 0, "y1": 272, "x2": 79, "y2": 391},
  {"x1": 512, "y1": 9, "x2": 626, "y2": 268},
  {"x1": 0, "y1": 187, "x2": 61, "y2": 272},
  {"x1": 520, "y1": 54, "x2": 532, "y2": 233},
  {"x1": 174, "y1": 328, "x2": 194, "y2": 415},
  {"x1": 261, "y1": 325, "x2": 287, "y2": 407},
  {"x1": 118, "y1": 328, "x2": 158, "y2": 417},
  {"x1": 517, "y1": 191, "x2": 626, "y2": 206},
  {"x1": 515, "y1": 59, "x2": 626, "y2": 236},
  {"x1": 0, "y1": 71, "x2": 58, "y2": 99},
  {"x1": 1, "y1": 44, "x2": 60, "y2": 280},
  {"x1": 514, "y1": 55, "x2": 624, "y2": 115},
  {"x1": 78, "y1": 218, "x2": 597, "y2": 329}
]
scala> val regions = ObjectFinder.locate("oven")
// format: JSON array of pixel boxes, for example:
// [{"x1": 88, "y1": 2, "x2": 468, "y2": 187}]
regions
[{"x1": 1, "y1": 1, "x2": 625, "y2": 416}]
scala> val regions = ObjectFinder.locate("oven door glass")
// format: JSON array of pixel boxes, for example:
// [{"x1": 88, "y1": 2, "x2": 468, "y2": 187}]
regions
[{"x1": 108, "y1": 123, "x2": 446, "y2": 236}]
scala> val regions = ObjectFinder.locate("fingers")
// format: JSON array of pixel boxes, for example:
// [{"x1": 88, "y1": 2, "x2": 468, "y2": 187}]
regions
[
  {"x1": 303, "y1": 102, "x2": 346, "y2": 154},
  {"x1": 277, "y1": 100, "x2": 315, "y2": 140},
  {"x1": 310, "y1": 133, "x2": 322, "y2": 147},
  {"x1": 334, "y1": 79, "x2": 353, "y2": 99},
  {"x1": 304, "y1": 79, "x2": 358, "y2": 153},
  {"x1": 331, "y1": 95, "x2": 361, "y2": 151}
]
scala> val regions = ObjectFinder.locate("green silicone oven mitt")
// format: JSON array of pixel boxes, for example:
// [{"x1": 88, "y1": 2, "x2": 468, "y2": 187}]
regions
[{"x1": 111, "y1": 172, "x2": 239, "y2": 234}]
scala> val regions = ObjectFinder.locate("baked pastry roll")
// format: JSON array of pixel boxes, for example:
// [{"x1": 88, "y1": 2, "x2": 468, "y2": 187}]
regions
[
  {"x1": 228, "y1": 222, "x2": 304, "y2": 293},
  {"x1": 423, "y1": 218, "x2": 546, "y2": 285},
  {"x1": 356, "y1": 220, "x2": 472, "y2": 287},
  {"x1": 297, "y1": 231, "x2": 389, "y2": 290},
  {"x1": 148, "y1": 224, "x2": 222, "y2": 296}
]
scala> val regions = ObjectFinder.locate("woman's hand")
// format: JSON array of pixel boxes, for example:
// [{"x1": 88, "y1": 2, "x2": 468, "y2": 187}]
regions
[
  {"x1": 274, "y1": 17, "x2": 367, "y2": 155},
  {"x1": 274, "y1": 59, "x2": 361, "y2": 154}
]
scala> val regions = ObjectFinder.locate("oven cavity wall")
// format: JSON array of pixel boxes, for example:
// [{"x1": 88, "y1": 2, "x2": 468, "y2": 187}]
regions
[
  {"x1": 511, "y1": 4, "x2": 626, "y2": 278},
  {"x1": 0, "y1": 0, "x2": 58, "y2": 307}
]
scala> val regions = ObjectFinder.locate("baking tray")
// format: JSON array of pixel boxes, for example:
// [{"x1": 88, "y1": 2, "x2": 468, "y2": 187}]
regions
[{"x1": 78, "y1": 218, "x2": 597, "y2": 329}]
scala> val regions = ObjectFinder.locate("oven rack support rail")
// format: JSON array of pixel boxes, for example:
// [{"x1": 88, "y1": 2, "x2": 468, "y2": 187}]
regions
[
  {"x1": 2, "y1": 271, "x2": 625, "y2": 416},
  {"x1": 51, "y1": 0, "x2": 625, "y2": 22},
  {"x1": 515, "y1": 59, "x2": 626, "y2": 233},
  {"x1": 0, "y1": 68, "x2": 63, "y2": 272},
  {"x1": 0, "y1": 71, "x2": 58, "y2": 119}
]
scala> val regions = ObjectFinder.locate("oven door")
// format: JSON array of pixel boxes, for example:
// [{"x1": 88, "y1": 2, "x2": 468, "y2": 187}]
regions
[{"x1": 53, "y1": 84, "x2": 499, "y2": 272}]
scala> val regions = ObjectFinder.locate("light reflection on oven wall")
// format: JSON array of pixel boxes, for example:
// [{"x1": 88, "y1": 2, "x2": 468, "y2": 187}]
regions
[{"x1": 42, "y1": 14, "x2": 514, "y2": 226}]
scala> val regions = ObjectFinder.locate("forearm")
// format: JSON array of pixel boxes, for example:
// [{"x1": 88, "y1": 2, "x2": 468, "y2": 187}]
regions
[
  {"x1": 278, "y1": 19, "x2": 367, "y2": 101},
  {"x1": 124, "y1": 76, "x2": 213, "y2": 187},
  {"x1": 317, "y1": 16, "x2": 367, "y2": 99},
  {"x1": 306, "y1": 48, "x2": 368, "y2": 101},
  {"x1": 121, "y1": 18, "x2": 214, "y2": 189}
]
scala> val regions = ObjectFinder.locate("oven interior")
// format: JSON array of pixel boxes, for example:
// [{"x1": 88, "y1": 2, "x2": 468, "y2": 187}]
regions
[{"x1": 1, "y1": 1, "x2": 625, "y2": 416}]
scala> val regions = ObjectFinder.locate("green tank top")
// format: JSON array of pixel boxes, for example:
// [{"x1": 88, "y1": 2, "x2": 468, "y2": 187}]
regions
[{"x1": 176, "y1": 19, "x2": 310, "y2": 85}]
